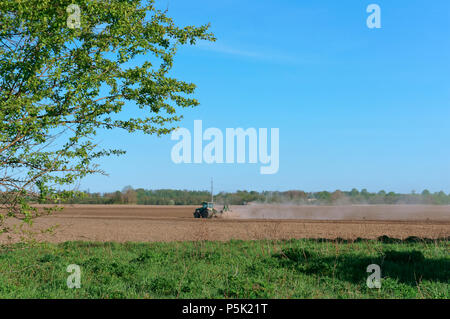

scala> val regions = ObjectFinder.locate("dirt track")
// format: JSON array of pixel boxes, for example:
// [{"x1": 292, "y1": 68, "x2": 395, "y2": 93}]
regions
[{"x1": 1, "y1": 205, "x2": 449, "y2": 243}]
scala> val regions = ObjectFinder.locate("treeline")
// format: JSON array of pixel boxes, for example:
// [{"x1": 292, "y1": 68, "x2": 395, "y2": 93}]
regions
[{"x1": 62, "y1": 187, "x2": 450, "y2": 205}]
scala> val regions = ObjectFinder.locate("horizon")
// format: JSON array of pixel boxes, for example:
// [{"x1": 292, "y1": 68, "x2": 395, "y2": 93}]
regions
[{"x1": 78, "y1": 186, "x2": 449, "y2": 196}]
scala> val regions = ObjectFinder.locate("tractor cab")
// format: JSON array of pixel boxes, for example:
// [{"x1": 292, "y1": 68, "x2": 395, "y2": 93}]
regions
[{"x1": 200, "y1": 201, "x2": 214, "y2": 209}]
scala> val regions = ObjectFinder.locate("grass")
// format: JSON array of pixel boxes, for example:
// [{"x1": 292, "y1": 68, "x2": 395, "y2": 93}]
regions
[{"x1": 0, "y1": 237, "x2": 448, "y2": 298}]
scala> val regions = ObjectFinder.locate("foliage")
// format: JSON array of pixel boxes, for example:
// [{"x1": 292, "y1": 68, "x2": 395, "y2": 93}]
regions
[
  {"x1": 0, "y1": 0, "x2": 214, "y2": 231},
  {"x1": 62, "y1": 187, "x2": 450, "y2": 205}
]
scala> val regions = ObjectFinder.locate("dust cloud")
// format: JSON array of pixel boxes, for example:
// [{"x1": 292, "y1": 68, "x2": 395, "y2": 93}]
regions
[{"x1": 226, "y1": 204, "x2": 450, "y2": 221}]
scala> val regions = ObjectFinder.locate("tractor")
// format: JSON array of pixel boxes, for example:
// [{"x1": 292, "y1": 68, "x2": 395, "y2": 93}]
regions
[
  {"x1": 193, "y1": 179, "x2": 232, "y2": 218},
  {"x1": 193, "y1": 202, "x2": 231, "y2": 218},
  {"x1": 193, "y1": 202, "x2": 219, "y2": 218}
]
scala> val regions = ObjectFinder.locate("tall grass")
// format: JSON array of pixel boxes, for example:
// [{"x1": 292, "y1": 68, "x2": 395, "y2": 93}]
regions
[{"x1": 0, "y1": 238, "x2": 448, "y2": 298}]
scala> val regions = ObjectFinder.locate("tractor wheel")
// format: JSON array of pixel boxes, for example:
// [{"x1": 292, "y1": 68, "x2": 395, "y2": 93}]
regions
[{"x1": 200, "y1": 209, "x2": 209, "y2": 218}]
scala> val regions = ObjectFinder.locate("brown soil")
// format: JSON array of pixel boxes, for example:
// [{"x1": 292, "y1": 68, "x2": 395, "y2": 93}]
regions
[{"x1": 1, "y1": 205, "x2": 449, "y2": 243}]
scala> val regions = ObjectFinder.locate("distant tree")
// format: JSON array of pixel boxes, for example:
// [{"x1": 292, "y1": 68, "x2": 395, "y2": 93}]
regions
[
  {"x1": 350, "y1": 188, "x2": 360, "y2": 197},
  {"x1": 112, "y1": 191, "x2": 123, "y2": 204},
  {"x1": 331, "y1": 190, "x2": 343, "y2": 203},
  {"x1": 422, "y1": 190, "x2": 431, "y2": 196},
  {"x1": 433, "y1": 191, "x2": 448, "y2": 205},
  {"x1": 122, "y1": 186, "x2": 137, "y2": 204},
  {"x1": 385, "y1": 192, "x2": 397, "y2": 204},
  {"x1": 317, "y1": 191, "x2": 331, "y2": 204},
  {"x1": 58, "y1": 188, "x2": 449, "y2": 206}
]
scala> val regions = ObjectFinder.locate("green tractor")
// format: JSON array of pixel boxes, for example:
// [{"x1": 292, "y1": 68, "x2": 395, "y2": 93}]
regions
[
  {"x1": 193, "y1": 202, "x2": 219, "y2": 218},
  {"x1": 193, "y1": 202, "x2": 232, "y2": 219},
  {"x1": 193, "y1": 179, "x2": 232, "y2": 218}
]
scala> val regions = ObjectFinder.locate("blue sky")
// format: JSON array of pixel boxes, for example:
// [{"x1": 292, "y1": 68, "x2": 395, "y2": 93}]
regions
[{"x1": 80, "y1": 0, "x2": 450, "y2": 194}]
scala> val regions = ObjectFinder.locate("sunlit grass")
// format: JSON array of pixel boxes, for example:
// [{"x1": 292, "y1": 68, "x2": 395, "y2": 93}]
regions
[{"x1": 0, "y1": 238, "x2": 448, "y2": 298}]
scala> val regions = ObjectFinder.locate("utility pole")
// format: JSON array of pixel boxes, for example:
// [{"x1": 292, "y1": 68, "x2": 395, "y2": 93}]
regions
[{"x1": 211, "y1": 178, "x2": 214, "y2": 203}]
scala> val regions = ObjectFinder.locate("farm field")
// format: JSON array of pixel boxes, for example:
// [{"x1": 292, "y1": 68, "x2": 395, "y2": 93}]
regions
[
  {"x1": 0, "y1": 205, "x2": 448, "y2": 299},
  {"x1": 1, "y1": 205, "x2": 449, "y2": 243}
]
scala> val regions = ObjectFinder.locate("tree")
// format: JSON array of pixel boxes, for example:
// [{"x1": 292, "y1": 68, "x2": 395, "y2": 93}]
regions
[
  {"x1": 385, "y1": 192, "x2": 397, "y2": 204},
  {"x1": 361, "y1": 188, "x2": 369, "y2": 197},
  {"x1": 421, "y1": 189, "x2": 430, "y2": 196},
  {"x1": 0, "y1": 0, "x2": 215, "y2": 232},
  {"x1": 331, "y1": 190, "x2": 343, "y2": 203},
  {"x1": 122, "y1": 186, "x2": 137, "y2": 204},
  {"x1": 317, "y1": 191, "x2": 331, "y2": 204}
]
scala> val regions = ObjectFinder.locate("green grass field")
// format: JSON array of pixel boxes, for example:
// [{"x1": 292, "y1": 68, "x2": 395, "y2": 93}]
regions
[{"x1": 0, "y1": 237, "x2": 448, "y2": 298}]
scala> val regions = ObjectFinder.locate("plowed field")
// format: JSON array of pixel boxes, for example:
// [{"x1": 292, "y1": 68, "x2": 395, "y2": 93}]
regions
[{"x1": 1, "y1": 205, "x2": 449, "y2": 243}]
